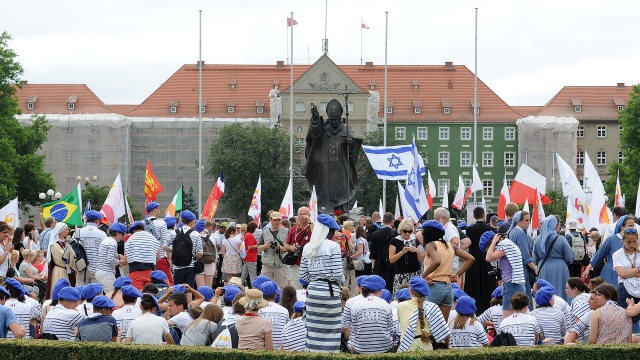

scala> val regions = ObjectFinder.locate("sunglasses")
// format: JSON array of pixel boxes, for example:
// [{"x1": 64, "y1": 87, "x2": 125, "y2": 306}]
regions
[
  {"x1": 624, "y1": 228, "x2": 638, "y2": 234},
  {"x1": 402, "y1": 229, "x2": 413, "y2": 234}
]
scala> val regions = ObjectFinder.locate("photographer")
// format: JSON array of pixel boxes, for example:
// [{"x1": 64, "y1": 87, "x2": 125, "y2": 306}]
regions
[
  {"x1": 485, "y1": 231, "x2": 526, "y2": 318},
  {"x1": 258, "y1": 212, "x2": 290, "y2": 287}
]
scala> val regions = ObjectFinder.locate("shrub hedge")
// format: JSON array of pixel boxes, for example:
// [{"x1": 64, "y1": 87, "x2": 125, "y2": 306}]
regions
[{"x1": 1, "y1": 340, "x2": 638, "y2": 360}]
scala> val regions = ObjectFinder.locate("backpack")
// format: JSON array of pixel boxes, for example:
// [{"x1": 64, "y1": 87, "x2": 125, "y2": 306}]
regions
[
  {"x1": 570, "y1": 233, "x2": 586, "y2": 261},
  {"x1": 62, "y1": 239, "x2": 88, "y2": 272},
  {"x1": 211, "y1": 322, "x2": 236, "y2": 349},
  {"x1": 145, "y1": 219, "x2": 158, "y2": 239},
  {"x1": 490, "y1": 332, "x2": 517, "y2": 346},
  {"x1": 172, "y1": 229, "x2": 195, "y2": 267},
  {"x1": 201, "y1": 234, "x2": 217, "y2": 264}
]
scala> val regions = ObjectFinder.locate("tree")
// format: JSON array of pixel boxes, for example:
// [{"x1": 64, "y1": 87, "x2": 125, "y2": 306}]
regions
[
  {"x1": 0, "y1": 32, "x2": 55, "y2": 211},
  {"x1": 81, "y1": 183, "x2": 110, "y2": 210},
  {"x1": 605, "y1": 84, "x2": 640, "y2": 213},
  {"x1": 182, "y1": 185, "x2": 198, "y2": 215},
  {"x1": 209, "y1": 123, "x2": 289, "y2": 221},
  {"x1": 542, "y1": 189, "x2": 567, "y2": 224}
]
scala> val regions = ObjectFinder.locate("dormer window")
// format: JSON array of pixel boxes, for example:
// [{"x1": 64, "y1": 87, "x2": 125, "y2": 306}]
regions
[
  {"x1": 575, "y1": 105, "x2": 582, "y2": 113},
  {"x1": 386, "y1": 100, "x2": 394, "y2": 114},
  {"x1": 470, "y1": 99, "x2": 480, "y2": 114},
  {"x1": 27, "y1": 102, "x2": 34, "y2": 110},
  {"x1": 614, "y1": 98, "x2": 625, "y2": 111},
  {"x1": 444, "y1": 107, "x2": 451, "y2": 114},
  {"x1": 369, "y1": 78, "x2": 376, "y2": 90},
  {"x1": 26, "y1": 95, "x2": 37, "y2": 110},
  {"x1": 256, "y1": 100, "x2": 265, "y2": 114},
  {"x1": 442, "y1": 99, "x2": 451, "y2": 115},
  {"x1": 227, "y1": 99, "x2": 236, "y2": 114},
  {"x1": 571, "y1": 98, "x2": 582, "y2": 113},
  {"x1": 169, "y1": 100, "x2": 179, "y2": 114},
  {"x1": 412, "y1": 79, "x2": 419, "y2": 91},
  {"x1": 413, "y1": 99, "x2": 422, "y2": 114},
  {"x1": 67, "y1": 95, "x2": 78, "y2": 111},
  {"x1": 229, "y1": 77, "x2": 237, "y2": 89}
]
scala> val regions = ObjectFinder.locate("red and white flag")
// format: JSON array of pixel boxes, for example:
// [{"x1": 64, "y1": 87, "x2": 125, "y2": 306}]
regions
[
  {"x1": 287, "y1": 18, "x2": 298, "y2": 27},
  {"x1": 247, "y1": 175, "x2": 261, "y2": 225},
  {"x1": 463, "y1": 165, "x2": 483, "y2": 204},
  {"x1": 531, "y1": 189, "x2": 546, "y2": 230},
  {"x1": 201, "y1": 169, "x2": 225, "y2": 220},
  {"x1": 361, "y1": 21, "x2": 369, "y2": 29},
  {"x1": 509, "y1": 164, "x2": 551, "y2": 205},
  {"x1": 279, "y1": 177, "x2": 294, "y2": 218},
  {"x1": 497, "y1": 176, "x2": 510, "y2": 220},
  {"x1": 427, "y1": 170, "x2": 436, "y2": 211},
  {"x1": 452, "y1": 176, "x2": 466, "y2": 210},
  {"x1": 309, "y1": 185, "x2": 318, "y2": 223},
  {"x1": 101, "y1": 173, "x2": 126, "y2": 223}
]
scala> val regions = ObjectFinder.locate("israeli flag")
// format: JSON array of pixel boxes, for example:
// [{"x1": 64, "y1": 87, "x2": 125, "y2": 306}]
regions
[
  {"x1": 363, "y1": 144, "x2": 426, "y2": 180},
  {"x1": 402, "y1": 139, "x2": 429, "y2": 221}
]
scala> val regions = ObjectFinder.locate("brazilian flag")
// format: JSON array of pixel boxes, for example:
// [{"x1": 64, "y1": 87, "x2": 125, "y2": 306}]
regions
[{"x1": 43, "y1": 184, "x2": 83, "y2": 226}]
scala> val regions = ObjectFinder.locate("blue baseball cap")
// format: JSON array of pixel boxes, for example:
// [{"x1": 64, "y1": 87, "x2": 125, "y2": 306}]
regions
[
  {"x1": 198, "y1": 286, "x2": 214, "y2": 301},
  {"x1": 356, "y1": 275, "x2": 368, "y2": 287},
  {"x1": 293, "y1": 300, "x2": 305, "y2": 313},
  {"x1": 173, "y1": 285, "x2": 187, "y2": 293},
  {"x1": 113, "y1": 276, "x2": 132, "y2": 289},
  {"x1": 181, "y1": 210, "x2": 196, "y2": 222},
  {"x1": 410, "y1": 276, "x2": 430, "y2": 297},
  {"x1": 51, "y1": 279, "x2": 71, "y2": 301},
  {"x1": 145, "y1": 202, "x2": 160, "y2": 212},
  {"x1": 361, "y1": 275, "x2": 386, "y2": 292},
  {"x1": 109, "y1": 222, "x2": 127, "y2": 234},
  {"x1": 150, "y1": 270, "x2": 167, "y2": 283},
  {"x1": 536, "y1": 279, "x2": 556, "y2": 294},
  {"x1": 58, "y1": 287, "x2": 82, "y2": 301},
  {"x1": 83, "y1": 283, "x2": 104, "y2": 299},
  {"x1": 395, "y1": 288, "x2": 411, "y2": 301},
  {"x1": 456, "y1": 296, "x2": 477, "y2": 316},
  {"x1": 85, "y1": 210, "x2": 103, "y2": 220},
  {"x1": 317, "y1": 214, "x2": 340, "y2": 231},
  {"x1": 164, "y1": 217, "x2": 177, "y2": 228},
  {"x1": 92, "y1": 295, "x2": 117, "y2": 309},
  {"x1": 535, "y1": 286, "x2": 554, "y2": 306},
  {"x1": 121, "y1": 285, "x2": 142, "y2": 298},
  {"x1": 222, "y1": 285, "x2": 242, "y2": 304}
]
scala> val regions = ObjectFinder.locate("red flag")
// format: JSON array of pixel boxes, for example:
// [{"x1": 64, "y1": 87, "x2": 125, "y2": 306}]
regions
[
  {"x1": 287, "y1": 18, "x2": 298, "y2": 27},
  {"x1": 201, "y1": 170, "x2": 225, "y2": 220},
  {"x1": 361, "y1": 22, "x2": 369, "y2": 29},
  {"x1": 144, "y1": 160, "x2": 163, "y2": 202}
]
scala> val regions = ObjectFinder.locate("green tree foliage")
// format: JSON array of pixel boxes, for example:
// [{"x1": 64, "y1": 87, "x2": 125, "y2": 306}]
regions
[
  {"x1": 542, "y1": 189, "x2": 568, "y2": 224},
  {"x1": 209, "y1": 123, "x2": 289, "y2": 221},
  {"x1": 81, "y1": 183, "x2": 110, "y2": 211},
  {"x1": 182, "y1": 185, "x2": 198, "y2": 215},
  {"x1": 0, "y1": 32, "x2": 55, "y2": 210},
  {"x1": 605, "y1": 84, "x2": 640, "y2": 212}
]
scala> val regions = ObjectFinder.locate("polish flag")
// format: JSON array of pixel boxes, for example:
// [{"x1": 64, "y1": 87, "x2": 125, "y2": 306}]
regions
[
  {"x1": 497, "y1": 176, "x2": 510, "y2": 220},
  {"x1": 287, "y1": 18, "x2": 298, "y2": 27},
  {"x1": 509, "y1": 164, "x2": 551, "y2": 205},
  {"x1": 361, "y1": 21, "x2": 369, "y2": 29},
  {"x1": 452, "y1": 175, "x2": 466, "y2": 210},
  {"x1": 427, "y1": 170, "x2": 436, "y2": 211},
  {"x1": 442, "y1": 184, "x2": 449, "y2": 210},
  {"x1": 463, "y1": 165, "x2": 483, "y2": 203}
]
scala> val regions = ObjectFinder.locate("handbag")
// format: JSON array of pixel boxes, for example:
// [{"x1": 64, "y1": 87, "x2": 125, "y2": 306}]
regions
[
  {"x1": 345, "y1": 239, "x2": 355, "y2": 271},
  {"x1": 353, "y1": 259, "x2": 365, "y2": 271},
  {"x1": 194, "y1": 260, "x2": 205, "y2": 274}
]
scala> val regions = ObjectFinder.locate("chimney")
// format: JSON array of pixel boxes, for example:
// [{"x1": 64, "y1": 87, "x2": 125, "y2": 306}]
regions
[
  {"x1": 444, "y1": 61, "x2": 453, "y2": 70},
  {"x1": 365, "y1": 61, "x2": 374, "y2": 69},
  {"x1": 20, "y1": 80, "x2": 28, "y2": 86},
  {"x1": 276, "y1": 60, "x2": 285, "y2": 69},
  {"x1": 617, "y1": 82, "x2": 625, "y2": 89},
  {"x1": 196, "y1": 60, "x2": 205, "y2": 67}
]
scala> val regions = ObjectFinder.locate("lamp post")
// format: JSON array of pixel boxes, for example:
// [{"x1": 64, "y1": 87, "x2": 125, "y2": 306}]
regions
[
  {"x1": 39, "y1": 189, "x2": 62, "y2": 202},
  {"x1": 77, "y1": 175, "x2": 98, "y2": 185}
]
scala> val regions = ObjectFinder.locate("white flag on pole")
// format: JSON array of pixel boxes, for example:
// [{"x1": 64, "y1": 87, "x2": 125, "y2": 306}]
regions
[
  {"x1": 395, "y1": 194, "x2": 401, "y2": 220},
  {"x1": 309, "y1": 185, "x2": 318, "y2": 223},
  {"x1": 278, "y1": 177, "x2": 294, "y2": 219},
  {"x1": 442, "y1": 184, "x2": 449, "y2": 209},
  {"x1": 100, "y1": 173, "x2": 126, "y2": 223},
  {"x1": 0, "y1": 197, "x2": 19, "y2": 228},
  {"x1": 247, "y1": 175, "x2": 262, "y2": 225},
  {"x1": 379, "y1": 198, "x2": 384, "y2": 215}
]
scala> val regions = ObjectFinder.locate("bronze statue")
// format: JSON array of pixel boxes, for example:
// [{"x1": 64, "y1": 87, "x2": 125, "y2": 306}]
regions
[{"x1": 305, "y1": 99, "x2": 362, "y2": 213}]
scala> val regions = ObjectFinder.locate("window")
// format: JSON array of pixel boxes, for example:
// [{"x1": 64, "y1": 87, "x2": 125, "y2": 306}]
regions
[
  {"x1": 227, "y1": 106, "x2": 235, "y2": 114},
  {"x1": 68, "y1": 103, "x2": 75, "y2": 110},
  {"x1": 395, "y1": 127, "x2": 406, "y2": 140},
  {"x1": 200, "y1": 106, "x2": 206, "y2": 113},
  {"x1": 296, "y1": 137, "x2": 305, "y2": 145},
  {"x1": 296, "y1": 125, "x2": 303, "y2": 133},
  {"x1": 170, "y1": 106, "x2": 177, "y2": 113},
  {"x1": 575, "y1": 105, "x2": 582, "y2": 112},
  {"x1": 619, "y1": 152, "x2": 625, "y2": 164},
  {"x1": 505, "y1": 127, "x2": 515, "y2": 141},
  {"x1": 505, "y1": 152, "x2": 515, "y2": 167},
  {"x1": 482, "y1": 152, "x2": 493, "y2": 167},
  {"x1": 438, "y1": 179, "x2": 450, "y2": 197},
  {"x1": 443, "y1": 107, "x2": 451, "y2": 114},
  {"x1": 320, "y1": 102, "x2": 328, "y2": 112},
  {"x1": 386, "y1": 107, "x2": 393, "y2": 114},
  {"x1": 347, "y1": 102, "x2": 354, "y2": 112},
  {"x1": 88, "y1": 139, "x2": 95, "y2": 146},
  {"x1": 597, "y1": 125, "x2": 606, "y2": 138},
  {"x1": 65, "y1": 127, "x2": 74, "y2": 135},
  {"x1": 596, "y1": 151, "x2": 606, "y2": 165},
  {"x1": 414, "y1": 107, "x2": 421, "y2": 114},
  {"x1": 463, "y1": 179, "x2": 471, "y2": 188},
  {"x1": 27, "y1": 102, "x2": 34, "y2": 110},
  {"x1": 475, "y1": 107, "x2": 480, "y2": 114},
  {"x1": 439, "y1": 127, "x2": 449, "y2": 140},
  {"x1": 256, "y1": 106, "x2": 264, "y2": 114},
  {"x1": 461, "y1": 127, "x2": 471, "y2": 140},
  {"x1": 577, "y1": 151, "x2": 584, "y2": 165},
  {"x1": 618, "y1": 105, "x2": 624, "y2": 111},
  {"x1": 438, "y1": 152, "x2": 450, "y2": 167},
  {"x1": 483, "y1": 127, "x2": 493, "y2": 140},
  {"x1": 577, "y1": 125, "x2": 584, "y2": 137},
  {"x1": 90, "y1": 127, "x2": 100, "y2": 135},
  {"x1": 460, "y1": 152, "x2": 471, "y2": 167},
  {"x1": 417, "y1": 127, "x2": 427, "y2": 140},
  {"x1": 295, "y1": 101, "x2": 305, "y2": 112},
  {"x1": 483, "y1": 180, "x2": 494, "y2": 197},
  {"x1": 64, "y1": 150, "x2": 73, "y2": 162},
  {"x1": 506, "y1": 179, "x2": 513, "y2": 187}
]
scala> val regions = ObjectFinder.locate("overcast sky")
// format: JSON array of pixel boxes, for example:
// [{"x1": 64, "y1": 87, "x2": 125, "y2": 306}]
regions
[{"x1": 4, "y1": 0, "x2": 639, "y2": 106}]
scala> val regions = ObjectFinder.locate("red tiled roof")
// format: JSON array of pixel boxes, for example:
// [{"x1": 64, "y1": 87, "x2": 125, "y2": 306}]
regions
[
  {"x1": 512, "y1": 106, "x2": 544, "y2": 117},
  {"x1": 537, "y1": 85, "x2": 633, "y2": 121},
  {"x1": 15, "y1": 83, "x2": 111, "y2": 114},
  {"x1": 107, "y1": 104, "x2": 138, "y2": 116}
]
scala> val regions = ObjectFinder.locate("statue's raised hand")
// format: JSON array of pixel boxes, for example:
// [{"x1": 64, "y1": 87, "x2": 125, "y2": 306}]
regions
[{"x1": 311, "y1": 104, "x2": 319, "y2": 121}]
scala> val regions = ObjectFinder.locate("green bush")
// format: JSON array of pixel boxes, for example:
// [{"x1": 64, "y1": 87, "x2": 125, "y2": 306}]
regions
[{"x1": 1, "y1": 340, "x2": 639, "y2": 360}]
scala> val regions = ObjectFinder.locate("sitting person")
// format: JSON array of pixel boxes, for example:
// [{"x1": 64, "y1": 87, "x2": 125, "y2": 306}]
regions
[
  {"x1": 565, "y1": 290, "x2": 600, "y2": 344},
  {"x1": 42, "y1": 287, "x2": 85, "y2": 341},
  {"x1": 448, "y1": 296, "x2": 489, "y2": 349},
  {"x1": 77, "y1": 296, "x2": 119, "y2": 342},
  {"x1": 2, "y1": 278, "x2": 40, "y2": 338},
  {"x1": 76, "y1": 283, "x2": 104, "y2": 317},
  {"x1": 181, "y1": 303, "x2": 224, "y2": 346},
  {"x1": 531, "y1": 285, "x2": 566, "y2": 344},
  {"x1": 124, "y1": 293, "x2": 174, "y2": 345},
  {"x1": 498, "y1": 292, "x2": 541, "y2": 346},
  {"x1": 589, "y1": 284, "x2": 632, "y2": 344},
  {"x1": 347, "y1": 275, "x2": 394, "y2": 354},
  {"x1": 281, "y1": 301, "x2": 307, "y2": 351},
  {"x1": 112, "y1": 285, "x2": 143, "y2": 342},
  {"x1": 235, "y1": 289, "x2": 274, "y2": 350},
  {"x1": 258, "y1": 281, "x2": 290, "y2": 350},
  {"x1": 0, "y1": 285, "x2": 26, "y2": 338},
  {"x1": 477, "y1": 286, "x2": 504, "y2": 329}
]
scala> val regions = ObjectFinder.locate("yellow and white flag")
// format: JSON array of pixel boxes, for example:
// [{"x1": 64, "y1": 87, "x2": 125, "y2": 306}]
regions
[{"x1": 0, "y1": 197, "x2": 19, "y2": 227}]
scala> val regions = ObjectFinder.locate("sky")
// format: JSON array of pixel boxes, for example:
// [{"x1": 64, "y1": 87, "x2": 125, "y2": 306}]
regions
[{"x1": 4, "y1": 0, "x2": 640, "y2": 106}]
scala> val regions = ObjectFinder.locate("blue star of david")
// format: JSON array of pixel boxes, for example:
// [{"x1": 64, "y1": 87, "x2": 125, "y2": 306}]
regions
[
  {"x1": 407, "y1": 168, "x2": 416, "y2": 187},
  {"x1": 387, "y1": 154, "x2": 403, "y2": 169}
]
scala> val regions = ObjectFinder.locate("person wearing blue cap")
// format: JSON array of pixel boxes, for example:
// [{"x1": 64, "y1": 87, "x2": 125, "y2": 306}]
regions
[
  {"x1": 257, "y1": 280, "x2": 290, "y2": 349},
  {"x1": 0, "y1": 284, "x2": 27, "y2": 339},
  {"x1": 300, "y1": 213, "x2": 344, "y2": 353},
  {"x1": 464, "y1": 206, "x2": 497, "y2": 315},
  {"x1": 75, "y1": 209, "x2": 107, "y2": 286},
  {"x1": 166, "y1": 285, "x2": 205, "y2": 333},
  {"x1": 280, "y1": 300, "x2": 307, "y2": 351},
  {"x1": 347, "y1": 275, "x2": 393, "y2": 354},
  {"x1": 124, "y1": 221, "x2": 161, "y2": 291},
  {"x1": 397, "y1": 276, "x2": 450, "y2": 352},
  {"x1": 477, "y1": 286, "x2": 504, "y2": 328},
  {"x1": 3, "y1": 278, "x2": 40, "y2": 338},
  {"x1": 498, "y1": 292, "x2": 541, "y2": 346},
  {"x1": 146, "y1": 202, "x2": 174, "y2": 287},
  {"x1": 164, "y1": 210, "x2": 203, "y2": 289},
  {"x1": 77, "y1": 295, "x2": 118, "y2": 342},
  {"x1": 112, "y1": 285, "x2": 142, "y2": 343},
  {"x1": 124, "y1": 293, "x2": 174, "y2": 345},
  {"x1": 106, "y1": 276, "x2": 132, "y2": 308},
  {"x1": 531, "y1": 285, "x2": 566, "y2": 344},
  {"x1": 42, "y1": 287, "x2": 85, "y2": 340},
  {"x1": 448, "y1": 296, "x2": 488, "y2": 349},
  {"x1": 95, "y1": 222, "x2": 128, "y2": 294},
  {"x1": 341, "y1": 275, "x2": 367, "y2": 335},
  {"x1": 76, "y1": 283, "x2": 104, "y2": 317}
]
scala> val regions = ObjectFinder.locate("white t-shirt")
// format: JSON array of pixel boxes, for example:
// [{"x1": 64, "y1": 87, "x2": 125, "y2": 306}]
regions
[
  {"x1": 498, "y1": 313, "x2": 540, "y2": 346},
  {"x1": 259, "y1": 302, "x2": 290, "y2": 350},
  {"x1": 23, "y1": 237, "x2": 39, "y2": 251},
  {"x1": 448, "y1": 318, "x2": 489, "y2": 349},
  {"x1": 552, "y1": 295, "x2": 575, "y2": 327},
  {"x1": 612, "y1": 248, "x2": 640, "y2": 297},
  {"x1": 0, "y1": 246, "x2": 10, "y2": 277},
  {"x1": 443, "y1": 222, "x2": 460, "y2": 269},
  {"x1": 76, "y1": 301, "x2": 94, "y2": 317},
  {"x1": 113, "y1": 304, "x2": 143, "y2": 341},
  {"x1": 569, "y1": 309, "x2": 593, "y2": 342},
  {"x1": 126, "y1": 312, "x2": 170, "y2": 345},
  {"x1": 170, "y1": 311, "x2": 195, "y2": 333},
  {"x1": 341, "y1": 294, "x2": 363, "y2": 329}
]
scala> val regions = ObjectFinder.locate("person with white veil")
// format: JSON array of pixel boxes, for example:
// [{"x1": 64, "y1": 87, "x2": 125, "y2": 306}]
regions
[
  {"x1": 45, "y1": 223, "x2": 71, "y2": 299},
  {"x1": 299, "y1": 214, "x2": 344, "y2": 353},
  {"x1": 507, "y1": 211, "x2": 537, "y2": 309},
  {"x1": 533, "y1": 215, "x2": 574, "y2": 302}
]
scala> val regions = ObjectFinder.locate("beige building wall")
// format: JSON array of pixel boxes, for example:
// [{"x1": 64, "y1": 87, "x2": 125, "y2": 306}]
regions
[{"x1": 576, "y1": 120, "x2": 621, "y2": 181}]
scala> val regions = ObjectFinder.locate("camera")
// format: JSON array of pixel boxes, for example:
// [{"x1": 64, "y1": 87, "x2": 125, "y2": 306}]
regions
[
  {"x1": 293, "y1": 244, "x2": 302, "y2": 257},
  {"x1": 270, "y1": 241, "x2": 278, "y2": 249},
  {"x1": 488, "y1": 266, "x2": 502, "y2": 279}
]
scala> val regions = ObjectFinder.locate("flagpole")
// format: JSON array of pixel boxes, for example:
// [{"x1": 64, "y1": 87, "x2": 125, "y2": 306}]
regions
[
  {"x1": 286, "y1": 19, "x2": 289, "y2": 65},
  {"x1": 198, "y1": 10, "x2": 203, "y2": 215},
  {"x1": 290, "y1": 12, "x2": 294, "y2": 183},
  {"x1": 382, "y1": 11, "x2": 388, "y2": 212},
  {"x1": 360, "y1": 16, "x2": 363, "y2": 65},
  {"x1": 473, "y1": 7, "x2": 478, "y2": 204}
]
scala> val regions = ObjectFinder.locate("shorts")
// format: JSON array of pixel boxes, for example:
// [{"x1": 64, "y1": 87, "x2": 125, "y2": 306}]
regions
[
  {"x1": 428, "y1": 281, "x2": 453, "y2": 307},
  {"x1": 502, "y1": 282, "x2": 526, "y2": 310},
  {"x1": 203, "y1": 263, "x2": 216, "y2": 276}
]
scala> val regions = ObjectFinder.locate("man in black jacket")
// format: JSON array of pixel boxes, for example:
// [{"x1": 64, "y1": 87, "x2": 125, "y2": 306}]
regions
[
  {"x1": 368, "y1": 212, "x2": 397, "y2": 292},
  {"x1": 464, "y1": 206, "x2": 496, "y2": 314}
]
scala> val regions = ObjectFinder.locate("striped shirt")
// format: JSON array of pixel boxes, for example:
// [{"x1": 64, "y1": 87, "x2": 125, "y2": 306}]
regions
[
  {"x1": 125, "y1": 231, "x2": 159, "y2": 265},
  {"x1": 448, "y1": 318, "x2": 489, "y2": 349},
  {"x1": 397, "y1": 299, "x2": 450, "y2": 352},
  {"x1": 477, "y1": 305, "x2": 503, "y2": 328},
  {"x1": 495, "y1": 239, "x2": 525, "y2": 284},
  {"x1": 95, "y1": 237, "x2": 119, "y2": 274},
  {"x1": 281, "y1": 316, "x2": 307, "y2": 351},
  {"x1": 300, "y1": 239, "x2": 344, "y2": 283},
  {"x1": 348, "y1": 295, "x2": 393, "y2": 354},
  {"x1": 498, "y1": 313, "x2": 540, "y2": 346},
  {"x1": 75, "y1": 223, "x2": 107, "y2": 274},
  {"x1": 259, "y1": 302, "x2": 290, "y2": 350},
  {"x1": 569, "y1": 309, "x2": 592, "y2": 342},
  {"x1": 112, "y1": 304, "x2": 143, "y2": 341},
  {"x1": 571, "y1": 293, "x2": 591, "y2": 321},
  {"x1": 342, "y1": 294, "x2": 363, "y2": 329},
  {"x1": 166, "y1": 226, "x2": 203, "y2": 269},
  {"x1": 5, "y1": 298, "x2": 41, "y2": 339},
  {"x1": 147, "y1": 217, "x2": 169, "y2": 259},
  {"x1": 553, "y1": 295, "x2": 575, "y2": 327},
  {"x1": 531, "y1": 306, "x2": 566, "y2": 344},
  {"x1": 42, "y1": 304, "x2": 85, "y2": 341}
]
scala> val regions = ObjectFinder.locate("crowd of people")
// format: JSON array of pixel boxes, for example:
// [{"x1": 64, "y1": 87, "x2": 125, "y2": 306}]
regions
[{"x1": 1, "y1": 201, "x2": 640, "y2": 352}]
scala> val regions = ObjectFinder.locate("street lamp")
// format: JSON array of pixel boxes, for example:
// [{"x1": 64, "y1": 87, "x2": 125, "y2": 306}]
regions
[{"x1": 39, "y1": 189, "x2": 62, "y2": 201}]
